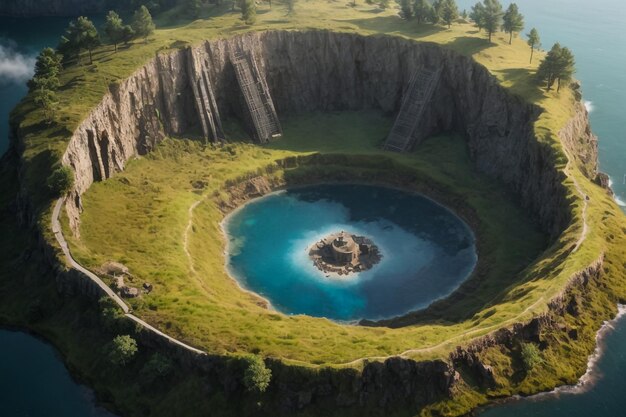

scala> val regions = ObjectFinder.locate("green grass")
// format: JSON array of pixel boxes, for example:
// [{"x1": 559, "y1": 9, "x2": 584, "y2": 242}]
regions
[
  {"x1": 4, "y1": 1, "x2": 626, "y2": 415},
  {"x1": 63, "y1": 111, "x2": 549, "y2": 365}
]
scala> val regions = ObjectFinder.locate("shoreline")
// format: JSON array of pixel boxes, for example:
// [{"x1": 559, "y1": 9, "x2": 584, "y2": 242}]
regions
[
  {"x1": 476, "y1": 304, "x2": 626, "y2": 414},
  {"x1": 216, "y1": 178, "x2": 479, "y2": 325}
]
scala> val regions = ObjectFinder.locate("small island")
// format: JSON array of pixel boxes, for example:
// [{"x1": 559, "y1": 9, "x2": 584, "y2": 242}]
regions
[{"x1": 308, "y1": 231, "x2": 382, "y2": 276}]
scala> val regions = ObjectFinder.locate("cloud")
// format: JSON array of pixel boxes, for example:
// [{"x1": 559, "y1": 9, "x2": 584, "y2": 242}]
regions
[{"x1": 0, "y1": 39, "x2": 36, "y2": 84}]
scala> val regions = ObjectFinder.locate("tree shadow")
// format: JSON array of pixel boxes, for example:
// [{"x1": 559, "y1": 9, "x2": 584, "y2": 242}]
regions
[
  {"x1": 342, "y1": 16, "x2": 444, "y2": 38},
  {"x1": 445, "y1": 36, "x2": 491, "y2": 55},
  {"x1": 495, "y1": 67, "x2": 545, "y2": 102}
]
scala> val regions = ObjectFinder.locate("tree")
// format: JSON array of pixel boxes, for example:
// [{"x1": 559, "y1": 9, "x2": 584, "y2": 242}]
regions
[
  {"x1": 132, "y1": 5, "x2": 156, "y2": 41},
  {"x1": 28, "y1": 48, "x2": 63, "y2": 92},
  {"x1": 107, "y1": 335, "x2": 138, "y2": 366},
  {"x1": 99, "y1": 297, "x2": 126, "y2": 331},
  {"x1": 47, "y1": 166, "x2": 74, "y2": 196},
  {"x1": 188, "y1": 0, "x2": 203, "y2": 17},
  {"x1": 441, "y1": 0, "x2": 458, "y2": 28},
  {"x1": 34, "y1": 88, "x2": 58, "y2": 123},
  {"x1": 428, "y1": 0, "x2": 441, "y2": 24},
  {"x1": 104, "y1": 11, "x2": 125, "y2": 52},
  {"x1": 77, "y1": 17, "x2": 101, "y2": 64},
  {"x1": 400, "y1": 0, "x2": 413, "y2": 20},
  {"x1": 520, "y1": 343, "x2": 542, "y2": 370},
  {"x1": 284, "y1": 0, "x2": 297, "y2": 15},
  {"x1": 57, "y1": 16, "x2": 101, "y2": 64},
  {"x1": 501, "y1": 3, "x2": 524, "y2": 44},
  {"x1": 121, "y1": 25, "x2": 136, "y2": 46},
  {"x1": 413, "y1": 0, "x2": 432, "y2": 24},
  {"x1": 242, "y1": 355, "x2": 271, "y2": 393},
  {"x1": 241, "y1": 0, "x2": 256, "y2": 24},
  {"x1": 527, "y1": 28, "x2": 540, "y2": 63},
  {"x1": 469, "y1": 2, "x2": 485, "y2": 31},
  {"x1": 482, "y1": 0, "x2": 503, "y2": 42},
  {"x1": 141, "y1": 353, "x2": 173, "y2": 383},
  {"x1": 536, "y1": 42, "x2": 575, "y2": 92},
  {"x1": 555, "y1": 46, "x2": 575, "y2": 91}
]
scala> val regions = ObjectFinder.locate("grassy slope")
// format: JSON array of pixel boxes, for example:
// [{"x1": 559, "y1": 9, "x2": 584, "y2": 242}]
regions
[{"x1": 10, "y1": 0, "x2": 623, "y2": 370}]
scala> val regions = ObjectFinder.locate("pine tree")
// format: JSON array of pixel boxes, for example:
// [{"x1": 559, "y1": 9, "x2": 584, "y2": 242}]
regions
[
  {"x1": 76, "y1": 17, "x2": 101, "y2": 64},
  {"x1": 502, "y1": 3, "x2": 524, "y2": 44},
  {"x1": 34, "y1": 88, "x2": 58, "y2": 123},
  {"x1": 441, "y1": 0, "x2": 458, "y2": 28},
  {"x1": 482, "y1": 0, "x2": 503, "y2": 42},
  {"x1": 122, "y1": 25, "x2": 136, "y2": 46},
  {"x1": 28, "y1": 48, "x2": 63, "y2": 92},
  {"x1": 428, "y1": 0, "x2": 442, "y2": 24},
  {"x1": 57, "y1": 17, "x2": 100, "y2": 64},
  {"x1": 188, "y1": 0, "x2": 202, "y2": 18},
  {"x1": 400, "y1": 0, "x2": 413, "y2": 20},
  {"x1": 469, "y1": 2, "x2": 485, "y2": 31},
  {"x1": 241, "y1": 0, "x2": 256, "y2": 24},
  {"x1": 555, "y1": 46, "x2": 575, "y2": 92},
  {"x1": 527, "y1": 28, "x2": 540, "y2": 64},
  {"x1": 104, "y1": 11, "x2": 125, "y2": 52},
  {"x1": 132, "y1": 5, "x2": 156, "y2": 41},
  {"x1": 537, "y1": 43, "x2": 562, "y2": 91},
  {"x1": 413, "y1": 0, "x2": 432, "y2": 24}
]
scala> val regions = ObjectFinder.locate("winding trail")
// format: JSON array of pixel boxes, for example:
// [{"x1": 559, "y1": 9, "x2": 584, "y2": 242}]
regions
[{"x1": 52, "y1": 198, "x2": 206, "y2": 356}]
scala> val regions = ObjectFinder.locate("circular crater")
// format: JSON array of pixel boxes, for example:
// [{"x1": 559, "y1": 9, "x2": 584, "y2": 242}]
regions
[{"x1": 224, "y1": 184, "x2": 477, "y2": 321}]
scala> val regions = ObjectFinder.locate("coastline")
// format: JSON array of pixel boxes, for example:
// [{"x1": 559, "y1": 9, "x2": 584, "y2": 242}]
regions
[{"x1": 476, "y1": 304, "x2": 626, "y2": 414}]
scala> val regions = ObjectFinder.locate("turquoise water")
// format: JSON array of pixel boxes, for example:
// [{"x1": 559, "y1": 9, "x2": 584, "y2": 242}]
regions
[
  {"x1": 0, "y1": 329, "x2": 116, "y2": 417},
  {"x1": 225, "y1": 184, "x2": 477, "y2": 321}
]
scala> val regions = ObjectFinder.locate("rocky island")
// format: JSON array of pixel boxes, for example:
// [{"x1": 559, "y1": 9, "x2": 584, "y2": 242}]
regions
[
  {"x1": 1, "y1": 1, "x2": 625, "y2": 417},
  {"x1": 308, "y1": 231, "x2": 381, "y2": 276}
]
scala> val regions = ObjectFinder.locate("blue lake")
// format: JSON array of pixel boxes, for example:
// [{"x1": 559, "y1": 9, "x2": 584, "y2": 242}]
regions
[
  {"x1": 224, "y1": 184, "x2": 477, "y2": 321},
  {"x1": 0, "y1": 329, "x2": 115, "y2": 417}
]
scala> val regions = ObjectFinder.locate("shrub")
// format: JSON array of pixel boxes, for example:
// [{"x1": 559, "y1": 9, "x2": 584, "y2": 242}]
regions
[
  {"x1": 46, "y1": 166, "x2": 74, "y2": 196},
  {"x1": 242, "y1": 355, "x2": 271, "y2": 393},
  {"x1": 520, "y1": 342, "x2": 542, "y2": 370},
  {"x1": 141, "y1": 353, "x2": 174, "y2": 383},
  {"x1": 98, "y1": 297, "x2": 125, "y2": 332},
  {"x1": 107, "y1": 335, "x2": 138, "y2": 366}
]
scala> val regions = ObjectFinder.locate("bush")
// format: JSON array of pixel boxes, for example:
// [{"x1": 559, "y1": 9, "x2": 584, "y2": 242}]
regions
[
  {"x1": 520, "y1": 342, "x2": 542, "y2": 370},
  {"x1": 98, "y1": 297, "x2": 126, "y2": 332},
  {"x1": 242, "y1": 355, "x2": 271, "y2": 393},
  {"x1": 47, "y1": 166, "x2": 74, "y2": 196},
  {"x1": 107, "y1": 335, "x2": 138, "y2": 366},
  {"x1": 141, "y1": 353, "x2": 174, "y2": 383}
]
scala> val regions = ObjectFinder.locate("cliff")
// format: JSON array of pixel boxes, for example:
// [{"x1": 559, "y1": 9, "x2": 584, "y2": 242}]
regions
[{"x1": 61, "y1": 30, "x2": 597, "y2": 240}]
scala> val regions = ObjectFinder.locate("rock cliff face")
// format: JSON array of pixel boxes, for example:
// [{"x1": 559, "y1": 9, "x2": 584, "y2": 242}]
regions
[{"x1": 61, "y1": 30, "x2": 597, "y2": 239}]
